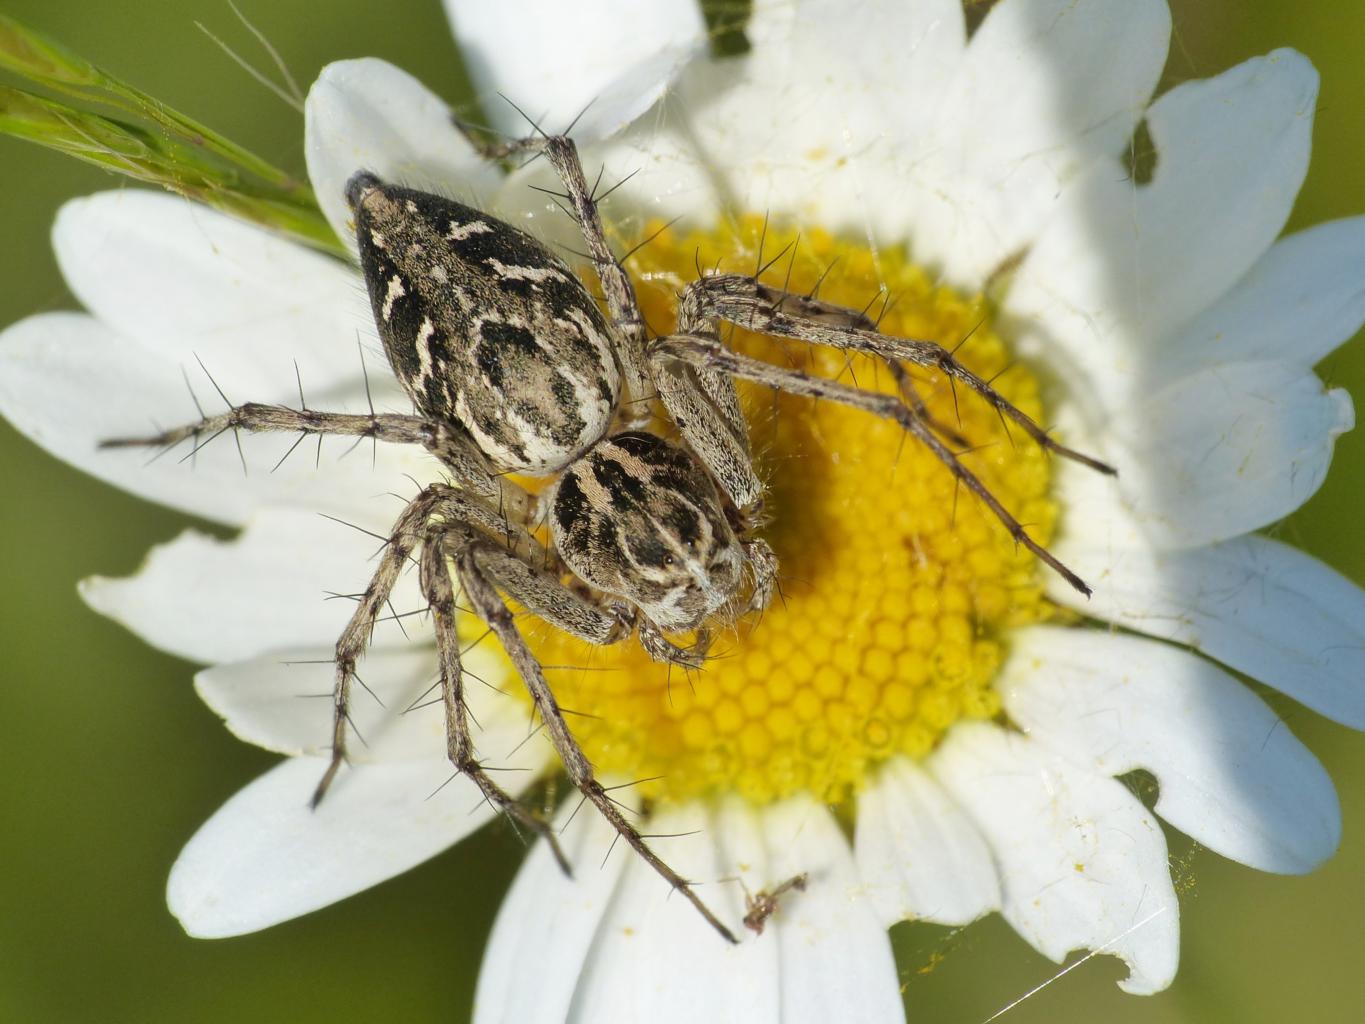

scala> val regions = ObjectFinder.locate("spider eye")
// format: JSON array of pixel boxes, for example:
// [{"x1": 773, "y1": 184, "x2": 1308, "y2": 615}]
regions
[{"x1": 663, "y1": 555, "x2": 676, "y2": 567}]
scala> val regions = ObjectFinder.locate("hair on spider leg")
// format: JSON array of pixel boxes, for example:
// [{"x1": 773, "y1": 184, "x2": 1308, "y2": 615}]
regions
[
  {"x1": 949, "y1": 316, "x2": 989, "y2": 357},
  {"x1": 316, "y1": 513, "x2": 420, "y2": 568},
  {"x1": 501, "y1": 719, "x2": 552, "y2": 764},
  {"x1": 754, "y1": 239, "x2": 798, "y2": 287},
  {"x1": 750, "y1": 208, "x2": 774, "y2": 280},
  {"x1": 381, "y1": 596, "x2": 411, "y2": 641},
  {"x1": 592, "y1": 166, "x2": 640, "y2": 207},
  {"x1": 342, "y1": 709, "x2": 368, "y2": 750},
  {"x1": 620, "y1": 216, "x2": 683, "y2": 267},
  {"x1": 424, "y1": 766, "x2": 532, "y2": 817},
  {"x1": 457, "y1": 782, "x2": 542, "y2": 854},
  {"x1": 181, "y1": 364, "x2": 209, "y2": 420},
  {"x1": 348, "y1": 671, "x2": 386, "y2": 710},
  {"x1": 856, "y1": 287, "x2": 886, "y2": 324},
  {"x1": 872, "y1": 290, "x2": 903, "y2": 332},
  {"x1": 805, "y1": 254, "x2": 842, "y2": 302},
  {"x1": 185, "y1": 354, "x2": 249, "y2": 475},
  {"x1": 983, "y1": 361, "x2": 1020, "y2": 388},
  {"x1": 404, "y1": 694, "x2": 446, "y2": 716},
  {"x1": 268, "y1": 431, "x2": 311, "y2": 474}
]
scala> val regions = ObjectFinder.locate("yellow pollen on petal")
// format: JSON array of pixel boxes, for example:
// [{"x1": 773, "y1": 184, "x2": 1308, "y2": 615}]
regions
[{"x1": 507, "y1": 216, "x2": 1067, "y2": 806}]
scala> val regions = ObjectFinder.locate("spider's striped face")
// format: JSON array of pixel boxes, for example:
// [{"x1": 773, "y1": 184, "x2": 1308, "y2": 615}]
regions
[{"x1": 551, "y1": 432, "x2": 744, "y2": 632}]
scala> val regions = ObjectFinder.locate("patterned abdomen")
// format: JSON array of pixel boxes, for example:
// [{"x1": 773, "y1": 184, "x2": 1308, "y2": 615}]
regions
[{"x1": 349, "y1": 173, "x2": 620, "y2": 474}]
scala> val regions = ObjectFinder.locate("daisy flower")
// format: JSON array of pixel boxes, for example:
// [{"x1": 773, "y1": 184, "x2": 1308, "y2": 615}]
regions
[{"x1": 3, "y1": 0, "x2": 1363, "y2": 1020}]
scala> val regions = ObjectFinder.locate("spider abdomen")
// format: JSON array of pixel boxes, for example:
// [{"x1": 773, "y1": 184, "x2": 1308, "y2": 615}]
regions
[{"x1": 348, "y1": 172, "x2": 620, "y2": 474}]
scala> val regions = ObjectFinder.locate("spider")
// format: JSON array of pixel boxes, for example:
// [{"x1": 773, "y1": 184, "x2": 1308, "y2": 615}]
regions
[{"x1": 105, "y1": 134, "x2": 1114, "y2": 943}]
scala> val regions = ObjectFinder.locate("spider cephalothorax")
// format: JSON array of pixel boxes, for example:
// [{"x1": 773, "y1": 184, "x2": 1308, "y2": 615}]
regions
[
  {"x1": 551, "y1": 430, "x2": 746, "y2": 633},
  {"x1": 106, "y1": 134, "x2": 1113, "y2": 942}
]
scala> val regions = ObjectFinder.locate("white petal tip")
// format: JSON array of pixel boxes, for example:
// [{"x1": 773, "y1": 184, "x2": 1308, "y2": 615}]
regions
[
  {"x1": 1329, "y1": 387, "x2": 1355, "y2": 436},
  {"x1": 167, "y1": 871, "x2": 261, "y2": 940}
]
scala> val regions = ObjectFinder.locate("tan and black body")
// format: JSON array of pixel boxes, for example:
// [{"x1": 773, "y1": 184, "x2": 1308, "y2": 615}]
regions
[{"x1": 104, "y1": 134, "x2": 1112, "y2": 944}]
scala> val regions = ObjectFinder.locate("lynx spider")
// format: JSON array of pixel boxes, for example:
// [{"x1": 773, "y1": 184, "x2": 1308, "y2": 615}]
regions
[{"x1": 106, "y1": 133, "x2": 1113, "y2": 943}]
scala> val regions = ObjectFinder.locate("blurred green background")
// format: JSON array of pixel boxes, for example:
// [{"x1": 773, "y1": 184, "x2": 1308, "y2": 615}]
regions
[{"x1": 3, "y1": 2, "x2": 1364, "y2": 1021}]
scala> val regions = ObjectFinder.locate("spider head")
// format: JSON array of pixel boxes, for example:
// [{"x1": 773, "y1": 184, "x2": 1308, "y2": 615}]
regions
[{"x1": 552, "y1": 432, "x2": 746, "y2": 633}]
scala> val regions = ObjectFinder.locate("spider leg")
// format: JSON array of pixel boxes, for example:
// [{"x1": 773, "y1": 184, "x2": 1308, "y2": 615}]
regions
[
  {"x1": 419, "y1": 534, "x2": 571, "y2": 873},
  {"x1": 467, "y1": 540, "x2": 705, "y2": 669},
  {"x1": 491, "y1": 133, "x2": 654, "y2": 426},
  {"x1": 683, "y1": 274, "x2": 1117, "y2": 476},
  {"x1": 455, "y1": 545, "x2": 739, "y2": 944},
  {"x1": 314, "y1": 486, "x2": 450, "y2": 805},
  {"x1": 747, "y1": 293, "x2": 971, "y2": 446},
  {"x1": 637, "y1": 615, "x2": 710, "y2": 668},
  {"x1": 882, "y1": 361, "x2": 972, "y2": 450},
  {"x1": 653, "y1": 333, "x2": 1094, "y2": 597},
  {"x1": 651, "y1": 354, "x2": 763, "y2": 516},
  {"x1": 743, "y1": 537, "x2": 779, "y2": 614},
  {"x1": 314, "y1": 485, "x2": 546, "y2": 806},
  {"x1": 102, "y1": 402, "x2": 532, "y2": 516}
]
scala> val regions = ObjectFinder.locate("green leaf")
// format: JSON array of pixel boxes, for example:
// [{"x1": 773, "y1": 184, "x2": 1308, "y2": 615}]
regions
[
  {"x1": 0, "y1": 85, "x2": 345, "y2": 256},
  {"x1": 0, "y1": 18, "x2": 344, "y2": 256},
  {"x1": 0, "y1": 15, "x2": 101, "y2": 87}
]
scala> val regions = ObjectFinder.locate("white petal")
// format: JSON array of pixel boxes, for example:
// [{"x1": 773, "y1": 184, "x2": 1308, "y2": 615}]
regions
[
  {"x1": 52, "y1": 191, "x2": 386, "y2": 406},
  {"x1": 911, "y1": 0, "x2": 1170, "y2": 284},
  {"x1": 1053, "y1": 533, "x2": 1365, "y2": 730},
  {"x1": 1003, "y1": 627, "x2": 1340, "y2": 874},
  {"x1": 763, "y1": 798, "x2": 904, "y2": 1023},
  {"x1": 855, "y1": 756, "x2": 1000, "y2": 927},
  {"x1": 658, "y1": 0, "x2": 966, "y2": 234},
  {"x1": 565, "y1": 796, "x2": 901, "y2": 1024},
  {"x1": 444, "y1": 0, "x2": 705, "y2": 141},
  {"x1": 0, "y1": 313, "x2": 436, "y2": 527},
  {"x1": 79, "y1": 508, "x2": 424, "y2": 664},
  {"x1": 931, "y1": 722, "x2": 1179, "y2": 995},
  {"x1": 765, "y1": 0, "x2": 965, "y2": 147},
  {"x1": 169, "y1": 755, "x2": 528, "y2": 937},
  {"x1": 1008, "y1": 50, "x2": 1318, "y2": 412},
  {"x1": 567, "y1": 800, "x2": 778, "y2": 1023},
  {"x1": 500, "y1": 0, "x2": 966, "y2": 249},
  {"x1": 1153, "y1": 216, "x2": 1365, "y2": 386},
  {"x1": 1099, "y1": 361, "x2": 1353, "y2": 548},
  {"x1": 474, "y1": 801, "x2": 629, "y2": 1024},
  {"x1": 304, "y1": 58, "x2": 502, "y2": 247},
  {"x1": 193, "y1": 642, "x2": 533, "y2": 766},
  {"x1": 732, "y1": 0, "x2": 967, "y2": 231}
]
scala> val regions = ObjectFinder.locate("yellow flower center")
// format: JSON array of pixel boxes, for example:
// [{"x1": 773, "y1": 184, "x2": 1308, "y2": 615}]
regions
[{"x1": 517, "y1": 217, "x2": 1063, "y2": 806}]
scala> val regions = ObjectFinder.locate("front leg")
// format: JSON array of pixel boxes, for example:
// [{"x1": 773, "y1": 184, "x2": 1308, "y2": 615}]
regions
[
  {"x1": 419, "y1": 536, "x2": 571, "y2": 873},
  {"x1": 683, "y1": 273, "x2": 1117, "y2": 476},
  {"x1": 650, "y1": 354, "x2": 763, "y2": 517},
  {"x1": 455, "y1": 546, "x2": 739, "y2": 944},
  {"x1": 654, "y1": 333, "x2": 1095, "y2": 598},
  {"x1": 468, "y1": 544, "x2": 705, "y2": 669},
  {"x1": 744, "y1": 538, "x2": 779, "y2": 615},
  {"x1": 637, "y1": 615, "x2": 710, "y2": 669}
]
